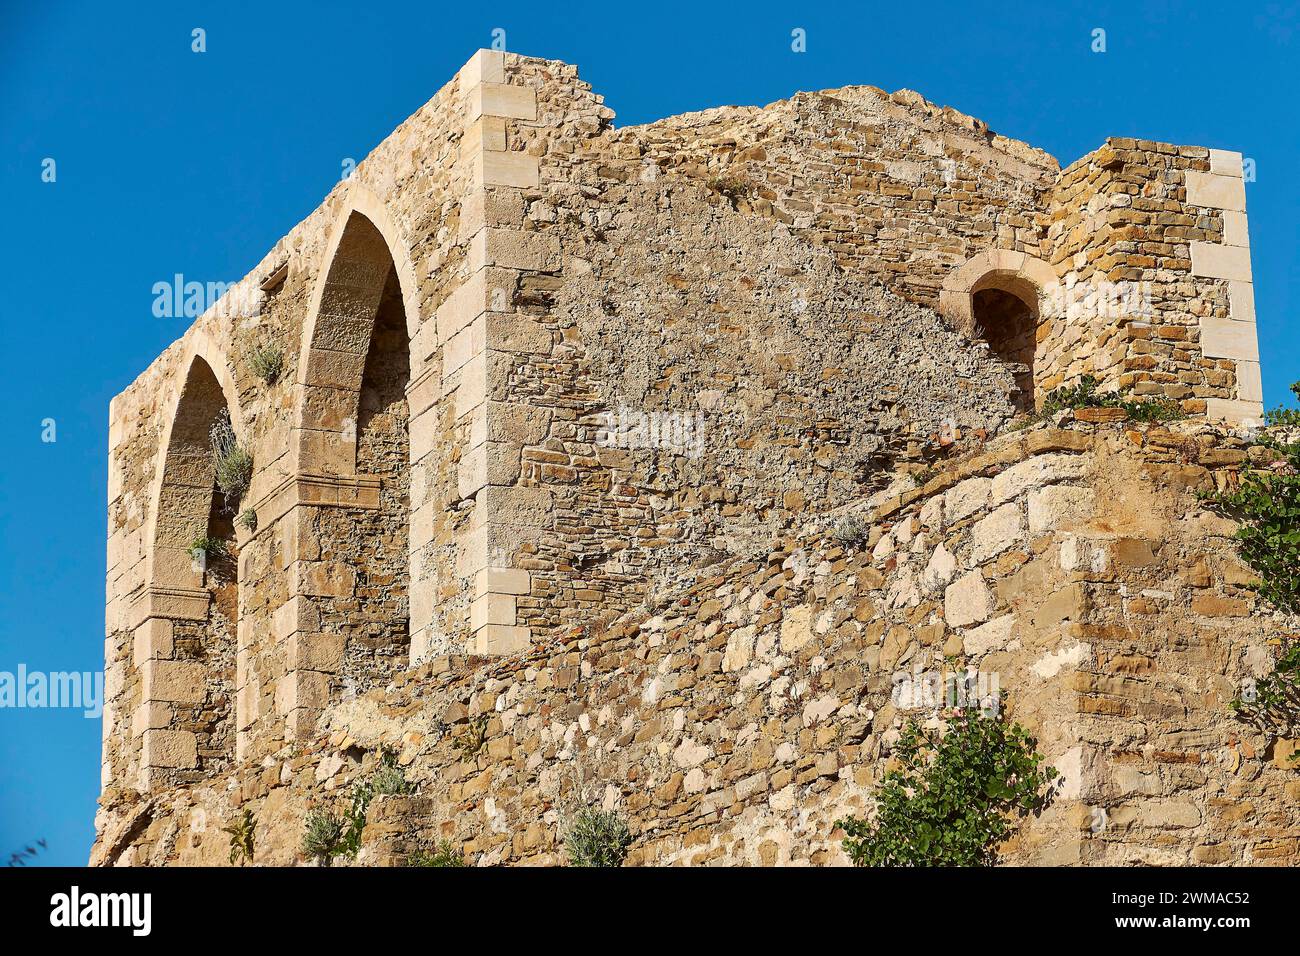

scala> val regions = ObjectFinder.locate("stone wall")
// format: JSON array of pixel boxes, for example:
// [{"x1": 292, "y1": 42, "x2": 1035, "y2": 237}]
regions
[
  {"x1": 98, "y1": 50, "x2": 1276, "y2": 863},
  {"x1": 92, "y1": 416, "x2": 1299, "y2": 866}
]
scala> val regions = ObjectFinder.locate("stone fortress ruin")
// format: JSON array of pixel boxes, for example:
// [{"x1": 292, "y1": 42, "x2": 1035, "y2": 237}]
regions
[{"x1": 97, "y1": 51, "x2": 1292, "y2": 866}]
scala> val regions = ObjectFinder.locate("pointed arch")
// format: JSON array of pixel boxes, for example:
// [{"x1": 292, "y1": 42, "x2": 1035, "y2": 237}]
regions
[
  {"x1": 293, "y1": 181, "x2": 421, "y2": 476},
  {"x1": 144, "y1": 334, "x2": 247, "y2": 592}
]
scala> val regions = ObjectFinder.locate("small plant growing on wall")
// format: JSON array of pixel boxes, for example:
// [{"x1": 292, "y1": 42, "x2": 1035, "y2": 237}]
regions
[
  {"x1": 406, "y1": 840, "x2": 467, "y2": 867},
  {"x1": 301, "y1": 749, "x2": 413, "y2": 865},
  {"x1": 1038, "y1": 374, "x2": 1184, "y2": 423},
  {"x1": 453, "y1": 714, "x2": 490, "y2": 758},
  {"x1": 835, "y1": 702, "x2": 1058, "y2": 866},
  {"x1": 244, "y1": 341, "x2": 284, "y2": 385},
  {"x1": 832, "y1": 515, "x2": 870, "y2": 551},
  {"x1": 706, "y1": 174, "x2": 752, "y2": 208},
  {"x1": 222, "y1": 808, "x2": 256, "y2": 866},
  {"x1": 189, "y1": 535, "x2": 228, "y2": 564},
  {"x1": 237, "y1": 508, "x2": 258, "y2": 533},
  {"x1": 564, "y1": 807, "x2": 632, "y2": 867},
  {"x1": 301, "y1": 808, "x2": 345, "y2": 866},
  {"x1": 210, "y1": 408, "x2": 252, "y2": 508}
]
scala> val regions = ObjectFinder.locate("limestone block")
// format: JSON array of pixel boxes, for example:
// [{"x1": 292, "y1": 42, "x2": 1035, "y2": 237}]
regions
[
  {"x1": 476, "y1": 151, "x2": 540, "y2": 190},
  {"x1": 945, "y1": 477, "x2": 991, "y2": 523},
  {"x1": 141, "y1": 729, "x2": 198, "y2": 769},
  {"x1": 920, "y1": 543, "x2": 957, "y2": 592},
  {"x1": 1190, "y1": 242, "x2": 1252, "y2": 282},
  {"x1": 236, "y1": 683, "x2": 259, "y2": 732},
  {"x1": 487, "y1": 312, "x2": 553, "y2": 354},
  {"x1": 468, "y1": 228, "x2": 561, "y2": 274},
  {"x1": 945, "y1": 570, "x2": 993, "y2": 628},
  {"x1": 990, "y1": 454, "x2": 1089, "y2": 504},
  {"x1": 458, "y1": 49, "x2": 504, "y2": 91},
  {"x1": 473, "y1": 623, "x2": 531, "y2": 655},
  {"x1": 1208, "y1": 148, "x2": 1243, "y2": 177},
  {"x1": 132, "y1": 701, "x2": 171, "y2": 737},
  {"x1": 963, "y1": 614, "x2": 1015, "y2": 656},
  {"x1": 468, "y1": 82, "x2": 537, "y2": 122},
  {"x1": 1222, "y1": 210, "x2": 1250, "y2": 247},
  {"x1": 477, "y1": 485, "x2": 553, "y2": 529},
  {"x1": 457, "y1": 441, "x2": 522, "y2": 498},
  {"x1": 970, "y1": 503, "x2": 1025, "y2": 563},
  {"x1": 463, "y1": 116, "x2": 507, "y2": 154},
  {"x1": 284, "y1": 633, "x2": 346, "y2": 674},
  {"x1": 1027, "y1": 485, "x2": 1095, "y2": 533},
  {"x1": 141, "y1": 659, "x2": 206, "y2": 705},
  {"x1": 406, "y1": 367, "x2": 441, "y2": 418},
  {"x1": 436, "y1": 272, "x2": 489, "y2": 345},
  {"x1": 1206, "y1": 398, "x2": 1264, "y2": 425},
  {"x1": 1229, "y1": 281, "x2": 1256, "y2": 323},
  {"x1": 474, "y1": 567, "x2": 531, "y2": 598},
  {"x1": 470, "y1": 592, "x2": 517, "y2": 630},
  {"x1": 132, "y1": 619, "x2": 174, "y2": 666},
  {"x1": 442, "y1": 315, "x2": 486, "y2": 378},
  {"x1": 780, "y1": 605, "x2": 813, "y2": 653},
  {"x1": 275, "y1": 670, "x2": 331, "y2": 715},
  {"x1": 293, "y1": 561, "x2": 356, "y2": 598},
  {"x1": 273, "y1": 595, "x2": 321, "y2": 641},
  {"x1": 1236, "y1": 360, "x2": 1263, "y2": 403},
  {"x1": 1185, "y1": 171, "x2": 1246, "y2": 211},
  {"x1": 1201, "y1": 316, "x2": 1260, "y2": 362}
]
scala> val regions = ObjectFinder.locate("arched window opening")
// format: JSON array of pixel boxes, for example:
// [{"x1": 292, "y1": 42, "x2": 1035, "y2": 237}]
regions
[
  {"x1": 972, "y1": 285, "x2": 1039, "y2": 412},
  {"x1": 352, "y1": 263, "x2": 412, "y2": 677},
  {"x1": 145, "y1": 356, "x2": 243, "y2": 781},
  {"x1": 302, "y1": 212, "x2": 413, "y2": 696}
]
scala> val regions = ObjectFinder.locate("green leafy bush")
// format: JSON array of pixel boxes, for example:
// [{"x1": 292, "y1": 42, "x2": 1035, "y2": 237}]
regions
[
  {"x1": 564, "y1": 807, "x2": 632, "y2": 867},
  {"x1": 300, "y1": 750, "x2": 413, "y2": 865},
  {"x1": 836, "y1": 705, "x2": 1058, "y2": 866},
  {"x1": 407, "y1": 840, "x2": 467, "y2": 867},
  {"x1": 1232, "y1": 637, "x2": 1300, "y2": 741},
  {"x1": 1205, "y1": 381, "x2": 1300, "y2": 614},
  {"x1": 237, "y1": 508, "x2": 258, "y2": 533}
]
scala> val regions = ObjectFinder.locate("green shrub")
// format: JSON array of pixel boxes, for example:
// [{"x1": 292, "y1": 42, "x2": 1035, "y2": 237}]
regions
[
  {"x1": 407, "y1": 840, "x2": 467, "y2": 867},
  {"x1": 222, "y1": 808, "x2": 256, "y2": 866},
  {"x1": 1040, "y1": 374, "x2": 1183, "y2": 422},
  {"x1": 300, "y1": 750, "x2": 412, "y2": 865},
  {"x1": 210, "y1": 409, "x2": 253, "y2": 506},
  {"x1": 245, "y1": 342, "x2": 284, "y2": 385},
  {"x1": 1232, "y1": 637, "x2": 1300, "y2": 742},
  {"x1": 836, "y1": 704, "x2": 1058, "y2": 866},
  {"x1": 1205, "y1": 381, "x2": 1300, "y2": 614},
  {"x1": 237, "y1": 508, "x2": 258, "y2": 533},
  {"x1": 565, "y1": 807, "x2": 632, "y2": 867}
]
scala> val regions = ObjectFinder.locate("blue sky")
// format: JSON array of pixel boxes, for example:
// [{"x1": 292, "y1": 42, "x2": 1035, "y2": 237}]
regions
[{"x1": 0, "y1": 1, "x2": 1296, "y2": 865}]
